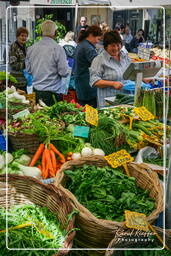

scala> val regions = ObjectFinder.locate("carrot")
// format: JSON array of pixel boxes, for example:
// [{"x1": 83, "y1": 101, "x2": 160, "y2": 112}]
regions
[
  {"x1": 41, "y1": 149, "x2": 47, "y2": 179},
  {"x1": 45, "y1": 149, "x2": 54, "y2": 172},
  {"x1": 29, "y1": 144, "x2": 45, "y2": 167},
  {"x1": 50, "y1": 150, "x2": 57, "y2": 171},
  {"x1": 49, "y1": 143, "x2": 65, "y2": 163}
]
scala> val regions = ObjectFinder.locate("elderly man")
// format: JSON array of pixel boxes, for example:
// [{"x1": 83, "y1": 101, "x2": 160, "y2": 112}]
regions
[
  {"x1": 75, "y1": 16, "x2": 89, "y2": 41},
  {"x1": 25, "y1": 20, "x2": 69, "y2": 106}
]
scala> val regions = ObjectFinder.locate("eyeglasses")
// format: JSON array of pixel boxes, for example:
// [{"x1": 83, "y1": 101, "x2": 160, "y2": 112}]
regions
[{"x1": 81, "y1": 20, "x2": 86, "y2": 22}]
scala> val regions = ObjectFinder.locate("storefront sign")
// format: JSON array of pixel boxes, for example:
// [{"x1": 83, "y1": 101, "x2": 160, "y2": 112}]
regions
[
  {"x1": 104, "y1": 150, "x2": 134, "y2": 169},
  {"x1": 133, "y1": 106, "x2": 155, "y2": 121},
  {"x1": 85, "y1": 105, "x2": 98, "y2": 126},
  {"x1": 30, "y1": 0, "x2": 75, "y2": 5},
  {"x1": 125, "y1": 210, "x2": 149, "y2": 232}
]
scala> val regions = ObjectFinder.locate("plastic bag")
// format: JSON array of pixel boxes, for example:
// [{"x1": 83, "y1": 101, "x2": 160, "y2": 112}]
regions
[
  {"x1": 23, "y1": 69, "x2": 32, "y2": 86},
  {"x1": 61, "y1": 67, "x2": 72, "y2": 95},
  {"x1": 135, "y1": 146, "x2": 159, "y2": 163}
]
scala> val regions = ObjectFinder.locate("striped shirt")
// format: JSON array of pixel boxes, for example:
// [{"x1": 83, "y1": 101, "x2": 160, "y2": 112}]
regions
[{"x1": 90, "y1": 50, "x2": 131, "y2": 108}]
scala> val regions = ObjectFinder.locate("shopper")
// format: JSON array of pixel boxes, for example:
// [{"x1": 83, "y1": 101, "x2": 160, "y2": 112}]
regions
[
  {"x1": 25, "y1": 20, "x2": 69, "y2": 106},
  {"x1": 59, "y1": 31, "x2": 77, "y2": 48},
  {"x1": 123, "y1": 26, "x2": 133, "y2": 52},
  {"x1": 75, "y1": 16, "x2": 89, "y2": 41},
  {"x1": 9, "y1": 27, "x2": 28, "y2": 91},
  {"x1": 74, "y1": 25, "x2": 102, "y2": 108},
  {"x1": 130, "y1": 29, "x2": 145, "y2": 53},
  {"x1": 90, "y1": 30, "x2": 131, "y2": 108}
]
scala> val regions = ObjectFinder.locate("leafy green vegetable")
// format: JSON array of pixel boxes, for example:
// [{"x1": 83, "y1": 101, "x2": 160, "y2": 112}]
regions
[
  {"x1": 0, "y1": 204, "x2": 68, "y2": 255},
  {"x1": 65, "y1": 165, "x2": 155, "y2": 222}
]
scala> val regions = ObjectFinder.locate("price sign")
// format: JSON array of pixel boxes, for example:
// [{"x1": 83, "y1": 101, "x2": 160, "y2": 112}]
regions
[
  {"x1": 12, "y1": 109, "x2": 30, "y2": 119},
  {"x1": 142, "y1": 133, "x2": 162, "y2": 146},
  {"x1": 104, "y1": 150, "x2": 134, "y2": 169},
  {"x1": 85, "y1": 105, "x2": 98, "y2": 126},
  {"x1": 125, "y1": 210, "x2": 149, "y2": 232},
  {"x1": 133, "y1": 106, "x2": 155, "y2": 121},
  {"x1": 74, "y1": 125, "x2": 90, "y2": 138}
]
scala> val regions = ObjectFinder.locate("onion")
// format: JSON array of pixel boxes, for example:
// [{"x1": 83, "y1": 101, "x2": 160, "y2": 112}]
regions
[
  {"x1": 72, "y1": 153, "x2": 81, "y2": 160},
  {"x1": 93, "y1": 148, "x2": 105, "y2": 156},
  {"x1": 81, "y1": 147, "x2": 93, "y2": 157}
]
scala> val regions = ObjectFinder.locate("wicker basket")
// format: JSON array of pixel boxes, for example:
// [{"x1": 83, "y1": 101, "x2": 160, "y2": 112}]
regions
[
  {"x1": 55, "y1": 156, "x2": 163, "y2": 248},
  {"x1": 0, "y1": 174, "x2": 76, "y2": 256},
  {"x1": 8, "y1": 132, "x2": 41, "y2": 154},
  {"x1": 105, "y1": 226, "x2": 171, "y2": 256}
]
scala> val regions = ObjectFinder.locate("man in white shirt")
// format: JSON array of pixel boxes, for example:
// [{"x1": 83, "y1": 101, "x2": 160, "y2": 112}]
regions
[{"x1": 25, "y1": 20, "x2": 69, "y2": 106}]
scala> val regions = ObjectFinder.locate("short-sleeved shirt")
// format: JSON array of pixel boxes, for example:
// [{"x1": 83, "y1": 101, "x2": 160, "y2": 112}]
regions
[
  {"x1": 74, "y1": 39, "x2": 98, "y2": 101},
  {"x1": 25, "y1": 37, "x2": 69, "y2": 94},
  {"x1": 90, "y1": 49, "x2": 131, "y2": 108}
]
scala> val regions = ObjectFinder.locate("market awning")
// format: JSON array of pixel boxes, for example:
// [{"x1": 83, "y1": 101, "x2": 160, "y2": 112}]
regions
[
  {"x1": 77, "y1": 0, "x2": 110, "y2": 5},
  {"x1": 110, "y1": 0, "x2": 171, "y2": 7}
]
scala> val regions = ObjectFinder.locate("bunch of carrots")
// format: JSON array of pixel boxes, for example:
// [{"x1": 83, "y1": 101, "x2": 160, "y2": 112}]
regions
[{"x1": 29, "y1": 143, "x2": 65, "y2": 179}]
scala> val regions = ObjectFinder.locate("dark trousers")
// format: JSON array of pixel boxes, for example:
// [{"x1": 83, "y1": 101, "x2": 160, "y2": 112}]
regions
[
  {"x1": 33, "y1": 88, "x2": 62, "y2": 106},
  {"x1": 78, "y1": 98, "x2": 97, "y2": 108}
]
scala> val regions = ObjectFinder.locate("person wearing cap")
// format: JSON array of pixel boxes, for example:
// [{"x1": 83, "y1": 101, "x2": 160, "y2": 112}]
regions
[{"x1": 25, "y1": 20, "x2": 69, "y2": 106}]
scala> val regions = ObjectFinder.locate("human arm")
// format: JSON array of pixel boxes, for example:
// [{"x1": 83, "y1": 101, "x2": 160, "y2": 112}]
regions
[
  {"x1": 56, "y1": 46, "x2": 69, "y2": 77},
  {"x1": 90, "y1": 55, "x2": 123, "y2": 90}
]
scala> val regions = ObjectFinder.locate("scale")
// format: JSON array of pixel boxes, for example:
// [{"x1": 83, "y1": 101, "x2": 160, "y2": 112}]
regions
[{"x1": 123, "y1": 60, "x2": 163, "y2": 105}]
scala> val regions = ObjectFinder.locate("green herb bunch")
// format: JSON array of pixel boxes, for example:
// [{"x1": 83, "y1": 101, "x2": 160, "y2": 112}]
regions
[{"x1": 65, "y1": 165, "x2": 155, "y2": 222}]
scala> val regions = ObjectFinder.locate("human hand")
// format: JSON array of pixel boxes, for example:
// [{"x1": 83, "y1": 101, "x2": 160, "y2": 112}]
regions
[{"x1": 113, "y1": 81, "x2": 123, "y2": 90}]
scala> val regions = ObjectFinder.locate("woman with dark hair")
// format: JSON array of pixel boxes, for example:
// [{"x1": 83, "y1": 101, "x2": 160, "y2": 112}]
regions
[
  {"x1": 130, "y1": 29, "x2": 145, "y2": 53},
  {"x1": 74, "y1": 25, "x2": 102, "y2": 108},
  {"x1": 90, "y1": 30, "x2": 131, "y2": 108},
  {"x1": 9, "y1": 27, "x2": 29, "y2": 91}
]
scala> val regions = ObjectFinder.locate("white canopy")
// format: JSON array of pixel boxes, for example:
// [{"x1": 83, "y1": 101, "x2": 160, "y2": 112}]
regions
[{"x1": 110, "y1": 0, "x2": 171, "y2": 8}]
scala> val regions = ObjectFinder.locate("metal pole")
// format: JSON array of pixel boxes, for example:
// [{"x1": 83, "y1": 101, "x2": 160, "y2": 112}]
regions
[{"x1": 165, "y1": 7, "x2": 171, "y2": 229}]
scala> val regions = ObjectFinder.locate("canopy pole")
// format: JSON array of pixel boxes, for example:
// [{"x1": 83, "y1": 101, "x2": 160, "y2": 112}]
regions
[{"x1": 74, "y1": 3, "x2": 78, "y2": 32}]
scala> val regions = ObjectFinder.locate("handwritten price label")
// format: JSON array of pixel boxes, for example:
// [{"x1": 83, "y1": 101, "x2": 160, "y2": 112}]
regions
[
  {"x1": 125, "y1": 210, "x2": 149, "y2": 232},
  {"x1": 133, "y1": 106, "x2": 154, "y2": 121},
  {"x1": 142, "y1": 133, "x2": 162, "y2": 146},
  {"x1": 85, "y1": 104, "x2": 98, "y2": 126},
  {"x1": 104, "y1": 150, "x2": 134, "y2": 168}
]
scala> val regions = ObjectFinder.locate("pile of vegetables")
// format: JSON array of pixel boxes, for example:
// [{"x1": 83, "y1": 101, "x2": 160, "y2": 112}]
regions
[
  {"x1": 28, "y1": 143, "x2": 65, "y2": 179},
  {"x1": 6, "y1": 86, "x2": 29, "y2": 104},
  {"x1": 0, "y1": 150, "x2": 32, "y2": 175},
  {"x1": 65, "y1": 165, "x2": 155, "y2": 222},
  {"x1": 0, "y1": 204, "x2": 67, "y2": 255}
]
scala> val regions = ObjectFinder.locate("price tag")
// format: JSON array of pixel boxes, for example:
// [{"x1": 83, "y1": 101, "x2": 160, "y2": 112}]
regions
[
  {"x1": 133, "y1": 106, "x2": 154, "y2": 121},
  {"x1": 142, "y1": 133, "x2": 162, "y2": 146},
  {"x1": 12, "y1": 109, "x2": 30, "y2": 119},
  {"x1": 85, "y1": 104, "x2": 98, "y2": 126},
  {"x1": 73, "y1": 125, "x2": 90, "y2": 138},
  {"x1": 104, "y1": 150, "x2": 134, "y2": 169},
  {"x1": 125, "y1": 210, "x2": 149, "y2": 232}
]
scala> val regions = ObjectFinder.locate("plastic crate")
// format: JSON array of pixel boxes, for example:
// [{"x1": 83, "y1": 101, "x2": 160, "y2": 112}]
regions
[{"x1": 62, "y1": 89, "x2": 77, "y2": 103}]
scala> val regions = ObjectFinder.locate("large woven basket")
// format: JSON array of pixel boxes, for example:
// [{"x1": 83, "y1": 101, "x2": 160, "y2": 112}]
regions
[
  {"x1": 55, "y1": 156, "x2": 163, "y2": 248},
  {"x1": 0, "y1": 174, "x2": 76, "y2": 256},
  {"x1": 8, "y1": 132, "x2": 41, "y2": 154}
]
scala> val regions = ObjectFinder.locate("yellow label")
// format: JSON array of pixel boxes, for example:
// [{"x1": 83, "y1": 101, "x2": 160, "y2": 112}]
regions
[
  {"x1": 125, "y1": 210, "x2": 149, "y2": 232},
  {"x1": 133, "y1": 106, "x2": 155, "y2": 121},
  {"x1": 85, "y1": 104, "x2": 98, "y2": 126},
  {"x1": 142, "y1": 133, "x2": 162, "y2": 146},
  {"x1": 104, "y1": 150, "x2": 134, "y2": 168}
]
